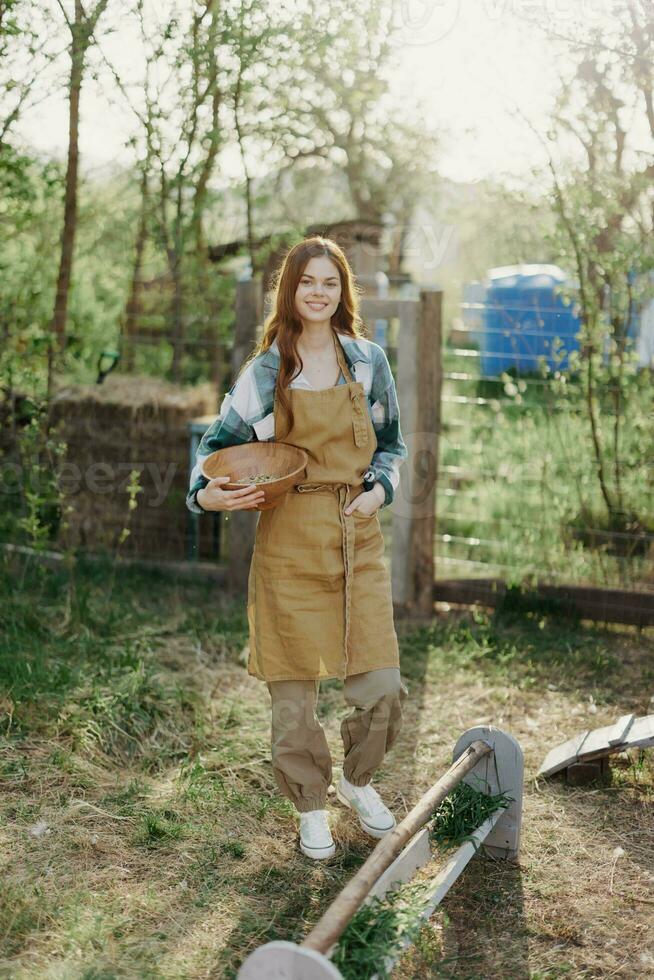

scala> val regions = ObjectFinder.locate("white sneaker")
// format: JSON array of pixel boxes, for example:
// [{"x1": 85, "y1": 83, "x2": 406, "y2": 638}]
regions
[
  {"x1": 298, "y1": 809, "x2": 336, "y2": 860},
  {"x1": 336, "y1": 775, "x2": 397, "y2": 838}
]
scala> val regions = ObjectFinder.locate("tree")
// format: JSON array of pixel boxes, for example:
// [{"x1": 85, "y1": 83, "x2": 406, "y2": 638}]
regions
[
  {"x1": 256, "y1": 0, "x2": 440, "y2": 236},
  {"x1": 0, "y1": 1, "x2": 58, "y2": 148},
  {"x1": 141, "y1": 0, "x2": 227, "y2": 382},
  {"x1": 48, "y1": 0, "x2": 110, "y2": 396},
  {"x1": 536, "y1": 6, "x2": 654, "y2": 536}
]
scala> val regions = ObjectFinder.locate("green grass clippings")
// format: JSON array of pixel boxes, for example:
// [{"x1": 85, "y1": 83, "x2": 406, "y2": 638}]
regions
[
  {"x1": 331, "y1": 879, "x2": 432, "y2": 980},
  {"x1": 429, "y1": 780, "x2": 513, "y2": 852}
]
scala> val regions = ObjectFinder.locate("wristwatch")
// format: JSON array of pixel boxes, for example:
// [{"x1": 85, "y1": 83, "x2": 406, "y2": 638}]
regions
[{"x1": 362, "y1": 468, "x2": 376, "y2": 492}]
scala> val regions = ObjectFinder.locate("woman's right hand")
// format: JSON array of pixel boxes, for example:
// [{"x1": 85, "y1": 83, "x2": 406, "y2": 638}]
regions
[{"x1": 197, "y1": 476, "x2": 266, "y2": 512}]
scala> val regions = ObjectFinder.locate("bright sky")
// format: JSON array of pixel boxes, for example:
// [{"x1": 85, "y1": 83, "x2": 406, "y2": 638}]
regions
[
  {"x1": 389, "y1": 0, "x2": 563, "y2": 183},
  {"x1": 15, "y1": 0, "x2": 615, "y2": 185}
]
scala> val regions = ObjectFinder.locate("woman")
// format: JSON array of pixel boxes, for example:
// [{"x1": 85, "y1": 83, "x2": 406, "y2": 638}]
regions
[{"x1": 186, "y1": 237, "x2": 410, "y2": 860}]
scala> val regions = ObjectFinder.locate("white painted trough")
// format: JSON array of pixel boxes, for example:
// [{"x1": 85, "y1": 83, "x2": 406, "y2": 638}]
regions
[{"x1": 237, "y1": 726, "x2": 524, "y2": 979}]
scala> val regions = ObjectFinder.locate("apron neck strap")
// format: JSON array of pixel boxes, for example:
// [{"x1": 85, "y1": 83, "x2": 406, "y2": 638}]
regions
[{"x1": 332, "y1": 330, "x2": 354, "y2": 383}]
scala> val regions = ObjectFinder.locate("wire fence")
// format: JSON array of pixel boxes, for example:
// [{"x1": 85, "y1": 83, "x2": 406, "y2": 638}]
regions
[{"x1": 436, "y1": 332, "x2": 653, "y2": 597}]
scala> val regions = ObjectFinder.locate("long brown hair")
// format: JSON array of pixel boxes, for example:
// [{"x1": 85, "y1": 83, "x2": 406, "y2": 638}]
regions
[{"x1": 242, "y1": 236, "x2": 369, "y2": 439}]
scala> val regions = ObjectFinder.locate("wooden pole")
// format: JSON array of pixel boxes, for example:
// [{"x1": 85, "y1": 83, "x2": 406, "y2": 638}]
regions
[
  {"x1": 301, "y1": 739, "x2": 491, "y2": 956},
  {"x1": 392, "y1": 289, "x2": 442, "y2": 618}
]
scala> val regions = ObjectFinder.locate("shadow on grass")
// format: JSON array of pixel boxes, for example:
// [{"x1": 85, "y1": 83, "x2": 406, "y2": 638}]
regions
[
  {"x1": 422, "y1": 856, "x2": 528, "y2": 980},
  {"x1": 399, "y1": 599, "x2": 653, "y2": 714},
  {"x1": 214, "y1": 842, "x2": 372, "y2": 978}
]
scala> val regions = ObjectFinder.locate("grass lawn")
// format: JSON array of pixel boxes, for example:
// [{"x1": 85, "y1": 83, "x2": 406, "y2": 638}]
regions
[{"x1": 1, "y1": 554, "x2": 653, "y2": 978}]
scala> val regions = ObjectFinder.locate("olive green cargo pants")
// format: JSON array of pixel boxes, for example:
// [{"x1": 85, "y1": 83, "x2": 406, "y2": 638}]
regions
[{"x1": 266, "y1": 667, "x2": 409, "y2": 813}]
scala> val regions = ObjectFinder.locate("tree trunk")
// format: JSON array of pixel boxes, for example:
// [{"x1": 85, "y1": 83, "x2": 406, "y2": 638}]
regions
[
  {"x1": 49, "y1": 0, "x2": 109, "y2": 375},
  {"x1": 50, "y1": 6, "x2": 84, "y2": 355},
  {"x1": 122, "y1": 162, "x2": 150, "y2": 372},
  {"x1": 169, "y1": 180, "x2": 184, "y2": 383}
]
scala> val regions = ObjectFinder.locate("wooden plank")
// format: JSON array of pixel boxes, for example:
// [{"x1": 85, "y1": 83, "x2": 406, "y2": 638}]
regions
[
  {"x1": 365, "y1": 828, "x2": 432, "y2": 902},
  {"x1": 538, "y1": 583, "x2": 654, "y2": 628},
  {"x1": 413, "y1": 290, "x2": 442, "y2": 616},
  {"x1": 540, "y1": 716, "x2": 654, "y2": 777},
  {"x1": 577, "y1": 724, "x2": 614, "y2": 760},
  {"x1": 624, "y1": 715, "x2": 654, "y2": 749},
  {"x1": 391, "y1": 298, "x2": 417, "y2": 607},
  {"x1": 360, "y1": 297, "x2": 417, "y2": 320},
  {"x1": 537, "y1": 731, "x2": 590, "y2": 777},
  {"x1": 1, "y1": 543, "x2": 229, "y2": 585},
  {"x1": 608, "y1": 714, "x2": 636, "y2": 745},
  {"x1": 433, "y1": 579, "x2": 654, "y2": 627},
  {"x1": 434, "y1": 578, "x2": 506, "y2": 606}
]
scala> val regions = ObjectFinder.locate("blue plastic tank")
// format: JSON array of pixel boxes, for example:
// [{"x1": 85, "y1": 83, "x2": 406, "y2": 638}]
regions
[{"x1": 480, "y1": 264, "x2": 580, "y2": 376}]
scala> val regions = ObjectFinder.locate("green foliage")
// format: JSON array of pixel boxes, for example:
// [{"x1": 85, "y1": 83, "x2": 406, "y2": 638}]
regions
[
  {"x1": 539, "y1": 43, "x2": 654, "y2": 533},
  {"x1": 0, "y1": 558, "x2": 206, "y2": 771},
  {"x1": 438, "y1": 344, "x2": 653, "y2": 591},
  {"x1": 429, "y1": 781, "x2": 512, "y2": 852},
  {"x1": 398, "y1": 611, "x2": 624, "y2": 695},
  {"x1": 331, "y1": 879, "x2": 432, "y2": 980},
  {"x1": 494, "y1": 584, "x2": 580, "y2": 624},
  {"x1": 0, "y1": 156, "x2": 139, "y2": 395},
  {"x1": 0, "y1": 153, "x2": 63, "y2": 397},
  {"x1": 133, "y1": 808, "x2": 185, "y2": 849},
  {"x1": 12, "y1": 403, "x2": 70, "y2": 550},
  {"x1": 0, "y1": 880, "x2": 48, "y2": 957}
]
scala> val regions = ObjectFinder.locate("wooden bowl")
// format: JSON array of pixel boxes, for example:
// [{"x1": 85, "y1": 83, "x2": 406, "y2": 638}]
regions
[{"x1": 200, "y1": 443, "x2": 309, "y2": 510}]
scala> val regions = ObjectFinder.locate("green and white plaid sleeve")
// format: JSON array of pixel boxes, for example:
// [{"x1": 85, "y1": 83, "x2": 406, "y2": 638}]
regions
[
  {"x1": 368, "y1": 345, "x2": 408, "y2": 509},
  {"x1": 186, "y1": 363, "x2": 260, "y2": 515}
]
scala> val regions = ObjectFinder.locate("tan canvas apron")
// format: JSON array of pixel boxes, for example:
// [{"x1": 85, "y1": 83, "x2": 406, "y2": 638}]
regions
[{"x1": 246, "y1": 330, "x2": 401, "y2": 682}]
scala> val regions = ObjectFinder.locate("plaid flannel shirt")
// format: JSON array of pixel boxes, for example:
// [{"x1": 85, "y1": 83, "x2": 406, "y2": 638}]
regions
[{"x1": 186, "y1": 331, "x2": 408, "y2": 515}]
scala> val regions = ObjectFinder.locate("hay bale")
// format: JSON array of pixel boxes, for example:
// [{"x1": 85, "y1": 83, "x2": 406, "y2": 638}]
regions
[{"x1": 51, "y1": 375, "x2": 220, "y2": 560}]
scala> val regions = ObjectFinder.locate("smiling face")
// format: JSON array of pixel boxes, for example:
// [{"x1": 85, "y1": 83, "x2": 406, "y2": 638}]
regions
[{"x1": 294, "y1": 255, "x2": 342, "y2": 325}]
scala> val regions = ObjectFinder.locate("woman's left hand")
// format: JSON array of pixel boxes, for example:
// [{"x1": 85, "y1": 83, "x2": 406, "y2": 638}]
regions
[{"x1": 344, "y1": 482, "x2": 385, "y2": 517}]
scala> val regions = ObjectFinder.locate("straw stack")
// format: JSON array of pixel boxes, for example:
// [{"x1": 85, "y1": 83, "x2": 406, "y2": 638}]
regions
[{"x1": 50, "y1": 375, "x2": 219, "y2": 560}]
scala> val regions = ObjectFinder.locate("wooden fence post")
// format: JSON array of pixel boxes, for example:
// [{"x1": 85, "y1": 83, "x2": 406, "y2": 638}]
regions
[
  {"x1": 392, "y1": 290, "x2": 442, "y2": 619},
  {"x1": 227, "y1": 278, "x2": 262, "y2": 595}
]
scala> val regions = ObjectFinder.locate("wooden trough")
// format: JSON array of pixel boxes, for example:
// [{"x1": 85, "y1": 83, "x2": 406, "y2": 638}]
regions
[{"x1": 237, "y1": 726, "x2": 524, "y2": 979}]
